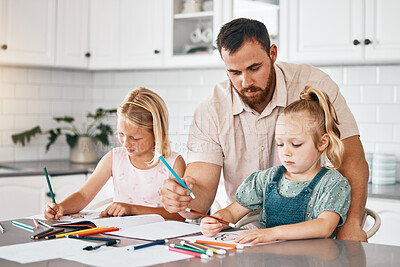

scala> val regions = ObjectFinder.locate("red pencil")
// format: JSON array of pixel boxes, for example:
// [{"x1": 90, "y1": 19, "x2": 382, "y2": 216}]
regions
[
  {"x1": 32, "y1": 218, "x2": 39, "y2": 229},
  {"x1": 168, "y1": 246, "x2": 210, "y2": 259}
]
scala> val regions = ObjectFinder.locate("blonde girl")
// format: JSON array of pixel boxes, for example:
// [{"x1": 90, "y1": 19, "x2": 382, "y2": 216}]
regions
[
  {"x1": 201, "y1": 86, "x2": 351, "y2": 244},
  {"x1": 44, "y1": 87, "x2": 186, "y2": 221}
]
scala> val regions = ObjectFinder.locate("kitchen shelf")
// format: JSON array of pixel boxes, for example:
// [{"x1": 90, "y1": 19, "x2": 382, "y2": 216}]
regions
[{"x1": 174, "y1": 11, "x2": 213, "y2": 20}]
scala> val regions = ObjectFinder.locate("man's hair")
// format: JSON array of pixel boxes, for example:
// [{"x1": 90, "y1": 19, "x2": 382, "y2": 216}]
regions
[{"x1": 216, "y1": 18, "x2": 271, "y2": 55}]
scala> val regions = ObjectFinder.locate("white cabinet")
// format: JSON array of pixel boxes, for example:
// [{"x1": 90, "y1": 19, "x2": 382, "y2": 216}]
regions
[
  {"x1": 0, "y1": 0, "x2": 56, "y2": 66},
  {"x1": 55, "y1": 0, "x2": 89, "y2": 68},
  {"x1": 0, "y1": 174, "x2": 85, "y2": 221},
  {"x1": 89, "y1": 0, "x2": 164, "y2": 70},
  {"x1": 164, "y1": 0, "x2": 224, "y2": 68},
  {"x1": 282, "y1": 0, "x2": 400, "y2": 64},
  {"x1": 365, "y1": 197, "x2": 400, "y2": 247}
]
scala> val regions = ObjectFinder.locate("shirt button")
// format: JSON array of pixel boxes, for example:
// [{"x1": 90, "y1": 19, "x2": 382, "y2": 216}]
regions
[{"x1": 261, "y1": 146, "x2": 265, "y2": 151}]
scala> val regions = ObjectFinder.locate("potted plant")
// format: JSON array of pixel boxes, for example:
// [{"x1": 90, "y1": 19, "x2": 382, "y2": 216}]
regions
[{"x1": 11, "y1": 108, "x2": 117, "y2": 163}]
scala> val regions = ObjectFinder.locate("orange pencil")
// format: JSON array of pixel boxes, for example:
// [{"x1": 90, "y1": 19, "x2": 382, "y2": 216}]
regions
[
  {"x1": 74, "y1": 227, "x2": 119, "y2": 237},
  {"x1": 185, "y1": 208, "x2": 237, "y2": 228},
  {"x1": 55, "y1": 227, "x2": 106, "y2": 238},
  {"x1": 195, "y1": 240, "x2": 244, "y2": 249}
]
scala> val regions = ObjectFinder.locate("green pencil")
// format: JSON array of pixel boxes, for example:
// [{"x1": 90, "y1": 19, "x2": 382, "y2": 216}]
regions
[{"x1": 44, "y1": 167, "x2": 56, "y2": 203}]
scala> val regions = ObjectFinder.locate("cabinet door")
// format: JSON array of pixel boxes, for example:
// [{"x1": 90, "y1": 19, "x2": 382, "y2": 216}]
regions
[
  {"x1": 89, "y1": 0, "x2": 120, "y2": 69},
  {"x1": 55, "y1": 0, "x2": 89, "y2": 68},
  {"x1": 119, "y1": 0, "x2": 164, "y2": 69},
  {"x1": 284, "y1": 0, "x2": 364, "y2": 64},
  {"x1": 50, "y1": 174, "x2": 86, "y2": 203},
  {"x1": 365, "y1": 0, "x2": 400, "y2": 62},
  {"x1": 0, "y1": 0, "x2": 55, "y2": 66},
  {"x1": 366, "y1": 197, "x2": 400, "y2": 247},
  {"x1": 0, "y1": 176, "x2": 47, "y2": 221}
]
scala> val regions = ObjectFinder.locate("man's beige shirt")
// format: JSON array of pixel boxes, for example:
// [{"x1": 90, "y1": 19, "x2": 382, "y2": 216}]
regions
[{"x1": 187, "y1": 62, "x2": 359, "y2": 203}]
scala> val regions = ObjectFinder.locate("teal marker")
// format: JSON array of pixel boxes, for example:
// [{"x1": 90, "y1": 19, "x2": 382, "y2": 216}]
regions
[
  {"x1": 157, "y1": 153, "x2": 195, "y2": 199},
  {"x1": 44, "y1": 167, "x2": 56, "y2": 203}
]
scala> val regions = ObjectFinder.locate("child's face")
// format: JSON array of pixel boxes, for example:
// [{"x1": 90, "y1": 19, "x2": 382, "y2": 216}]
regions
[
  {"x1": 117, "y1": 116, "x2": 155, "y2": 158},
  {"x1": 275, "y1": 113, "x2": 323, "y2": 178}
]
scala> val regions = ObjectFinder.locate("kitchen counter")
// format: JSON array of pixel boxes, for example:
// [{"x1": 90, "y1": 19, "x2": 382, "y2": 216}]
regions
[
  {"x1": 1, "y1": 159, "x2": 399, "y2": 200},
  {"x1": 0, "y1": 160, "x2": 97, "y2": 177}
]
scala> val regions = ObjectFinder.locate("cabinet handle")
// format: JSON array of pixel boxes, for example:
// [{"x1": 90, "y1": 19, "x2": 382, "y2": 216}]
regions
[
  {"x1": 154, "y1": 50, "x2": 160, "y2": 54},
  {"x1": 1, "y1": 44, "x2": 7, "y2": 50},
  {"x1": 353, "y1": 40, "x2": 360, "y2": 46},
  {"x1": 364, "y1": 39, "x2": 372, "y2": 45},
  {"x1": 85, "y1": 52, "x2": 91, "y2": 58},
  {"x1": 46, "y1": 192, "x2": 56, "y2": 198}
]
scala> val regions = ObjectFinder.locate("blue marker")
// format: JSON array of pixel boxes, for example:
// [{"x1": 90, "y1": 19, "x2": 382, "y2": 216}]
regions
[
  {"x1": 127, "y1": 239, "x2": 167, "y2": 251},
  {"x1": 157, "y1": 153, "x2": 195, "y2": 199}
]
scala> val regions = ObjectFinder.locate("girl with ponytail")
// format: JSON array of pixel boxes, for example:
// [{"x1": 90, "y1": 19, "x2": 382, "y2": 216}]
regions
[
  {"x1": 44, "y1": 87, "x2": 186, "y2": 221},
  {"x1": 201, "y1": 86, "x2": 351, "y2": 244}
]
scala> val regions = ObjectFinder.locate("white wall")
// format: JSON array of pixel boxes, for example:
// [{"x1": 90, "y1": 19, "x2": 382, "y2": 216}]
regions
[{"x1": 0, "y1": 64, "x2": 399, "y2": 175}]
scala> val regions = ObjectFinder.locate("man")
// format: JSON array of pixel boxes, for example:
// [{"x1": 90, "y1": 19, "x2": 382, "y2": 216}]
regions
[{"x1": 160, "y1": 18, "x2": 369, "y2": 242}]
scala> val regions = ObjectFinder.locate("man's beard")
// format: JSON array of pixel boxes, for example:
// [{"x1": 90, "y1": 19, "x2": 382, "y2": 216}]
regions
[{"x1": 232, "y1": 65, "x2": 275, "y2": 107}]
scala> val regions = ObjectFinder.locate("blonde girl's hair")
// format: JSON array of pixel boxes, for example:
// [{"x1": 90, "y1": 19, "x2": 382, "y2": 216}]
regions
[
  {"x1": 283, "y1": 86, "x2": 344, "y2": 169},
  {"x1": 117, "y1": 87, "x2": 170, "y2": 166}
]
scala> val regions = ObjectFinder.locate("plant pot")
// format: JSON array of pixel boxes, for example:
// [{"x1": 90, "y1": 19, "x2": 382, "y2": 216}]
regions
[{"x1": 70, "y1": 136, "x2": 98, "y2": 163}]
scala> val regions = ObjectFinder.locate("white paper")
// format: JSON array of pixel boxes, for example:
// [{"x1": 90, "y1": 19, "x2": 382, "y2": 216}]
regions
[
  {"x1": 115, "y1": 221, "x2": 201, "y2": 240},
  {"x1": 63, "y1": 245, "x2": 193, "y2": 267},
  {"x1": 92, "y1": 214, "x2": 165, "y2": 229},
  {"x1": 0, "y1": 238, "x2": 95, "y2": 264}
]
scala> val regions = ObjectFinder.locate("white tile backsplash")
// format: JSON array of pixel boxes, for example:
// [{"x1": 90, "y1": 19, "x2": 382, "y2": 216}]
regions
[{"x1": 0, "y1": 64, "x2": 400, "y2": 163}]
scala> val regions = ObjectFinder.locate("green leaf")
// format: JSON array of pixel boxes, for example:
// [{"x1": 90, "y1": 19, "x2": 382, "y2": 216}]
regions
[
  {"x1": 11, "y1": 126, "x2": 42, "y2": 146},
  {"x1": 94, "y1": 124, "x2": 114, "y2": 146},
  {"x1": 54, "y1": 116, "x2": 75, "y2": 123},
  {"x1": 46, "y1": 128, "x2": 61, "y2": 151},
  {"x1": 66, "y1": 134, "x2": 79, "y2": 148}
]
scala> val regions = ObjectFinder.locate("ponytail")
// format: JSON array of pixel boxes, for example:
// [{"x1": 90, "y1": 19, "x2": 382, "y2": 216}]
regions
[{"x1": 284, "y1": 86, "x2": 344, "y2": 169}]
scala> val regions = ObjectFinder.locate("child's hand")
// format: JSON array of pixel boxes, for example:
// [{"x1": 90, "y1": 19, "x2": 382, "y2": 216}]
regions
[
  {"x1": 100, "y1": 202, "x2": 133, "y2": 217},
  {"x1": 200, "y1": 213, "x2": 225, "y2": 237},
  {"x1": 235, "y1": 228, "x2": 278, "y2": 245},
  {"x1": 44, "y1": 202, "x2": 64, "y2": 220}
]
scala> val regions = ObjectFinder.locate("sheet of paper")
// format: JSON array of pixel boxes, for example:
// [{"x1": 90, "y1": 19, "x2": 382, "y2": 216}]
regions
[
  {"x1": 92, "y1": 214, "x2": 165, "y2": 229},
  {"x1": 63, "y1": 245, "x2": 193, "y2": 267},
  {"x1": 0, "y1": 238, "x2": 95, "y2": 264},
  {"x1": 115, "y1": 221, "x2": 201, "y2": 240}
]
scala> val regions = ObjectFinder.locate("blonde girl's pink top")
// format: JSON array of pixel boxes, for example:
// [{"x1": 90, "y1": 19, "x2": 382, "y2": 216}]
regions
[{"x1": 112, "y1": 147, "x2": 180, "y2": 207}]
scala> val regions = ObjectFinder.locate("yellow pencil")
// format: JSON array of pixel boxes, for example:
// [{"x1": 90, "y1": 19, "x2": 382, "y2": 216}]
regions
[{"x1": 55, "y1": 227, "x2": 106, "y2": 239}]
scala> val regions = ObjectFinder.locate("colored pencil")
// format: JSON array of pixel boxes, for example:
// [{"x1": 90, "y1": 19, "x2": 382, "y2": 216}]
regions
[
  {"x1": 31, "y1": 228, "x2": 54, "y2": 239},
  {"x1": 185, "y1": 208, "x2": 237, "y2": 228},
  {"x1": 12, "y1": 220, "x2": 35, "y2": 232},
  {"x1": 195, "y1": 240, "x2": 244, "y2": 249},
  {"x1": 127, "y1": 239, "x2": 167, "y2": 251},
  {"x1": 37, "y1": 220, "x2": 53, "y2": 229},
  {"x1": 0, "y1": 223, "x2": 4, "y2": 233},
  {"x1": 74, "y1": 227, "x2": 119, "y2": 237},
  {"x1": 180, "y1": 240, "x2": 208, "y2": 252},
  {"x1": 170, "y1": 244, "x2": 213, "y2": 256},
  {"x1": 68, "y1": 235, "x2": 120, "y2": 242},
  {"x1": 158, "y1": 154, "x2": 195, "y2": 199},
  {"x1": 56, "y1": 226, "x2": 106, "y2": 238},
  {"x1": 43, "y1": 228, "x2": 65, "y2": 239},
  {"x1": 168, "y1": 246, "x2": 209, "y2": 259},
  {"x1": 32, "y1": 218, "x2": 39, "y2": 229},
  {"x1": 44, "y1": 167, "x2": 56, "y2": 203},
  {"x1": 192, "y1": 242, "x2": 226, "y2": 255}
]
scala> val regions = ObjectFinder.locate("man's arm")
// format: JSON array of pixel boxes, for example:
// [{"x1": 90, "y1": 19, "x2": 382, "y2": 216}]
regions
[
  {"x1": 160, "y1": 162, "x2": 222, "y2": 219},
  {"x1": 337, "y1": 135, "x2": 369, "y2": 242}
]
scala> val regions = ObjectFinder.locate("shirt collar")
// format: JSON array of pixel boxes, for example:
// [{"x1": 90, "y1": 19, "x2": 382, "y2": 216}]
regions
[{"x1": 231, "y1": 64, "x2": 288, "y2": 116}]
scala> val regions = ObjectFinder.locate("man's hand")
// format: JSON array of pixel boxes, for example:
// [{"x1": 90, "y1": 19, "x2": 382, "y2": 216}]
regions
[
  {"x1": 160, "y1": 176, "x2": 196, "y2": 213},
  {"x1": 336, "y1": 219, "x2": 367, "y2": 242}
]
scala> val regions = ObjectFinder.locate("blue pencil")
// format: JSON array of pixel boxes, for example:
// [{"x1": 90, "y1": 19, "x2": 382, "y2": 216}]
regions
[
  {"x1": 44, "y1": 167, "x2": 56, "y2": 203},
  {"x1": 127, "y1": 239, "x2": 167, "y2": 251},
  {"x1": 158, "y1": 154, "x2": 195, "y2": 199}
]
